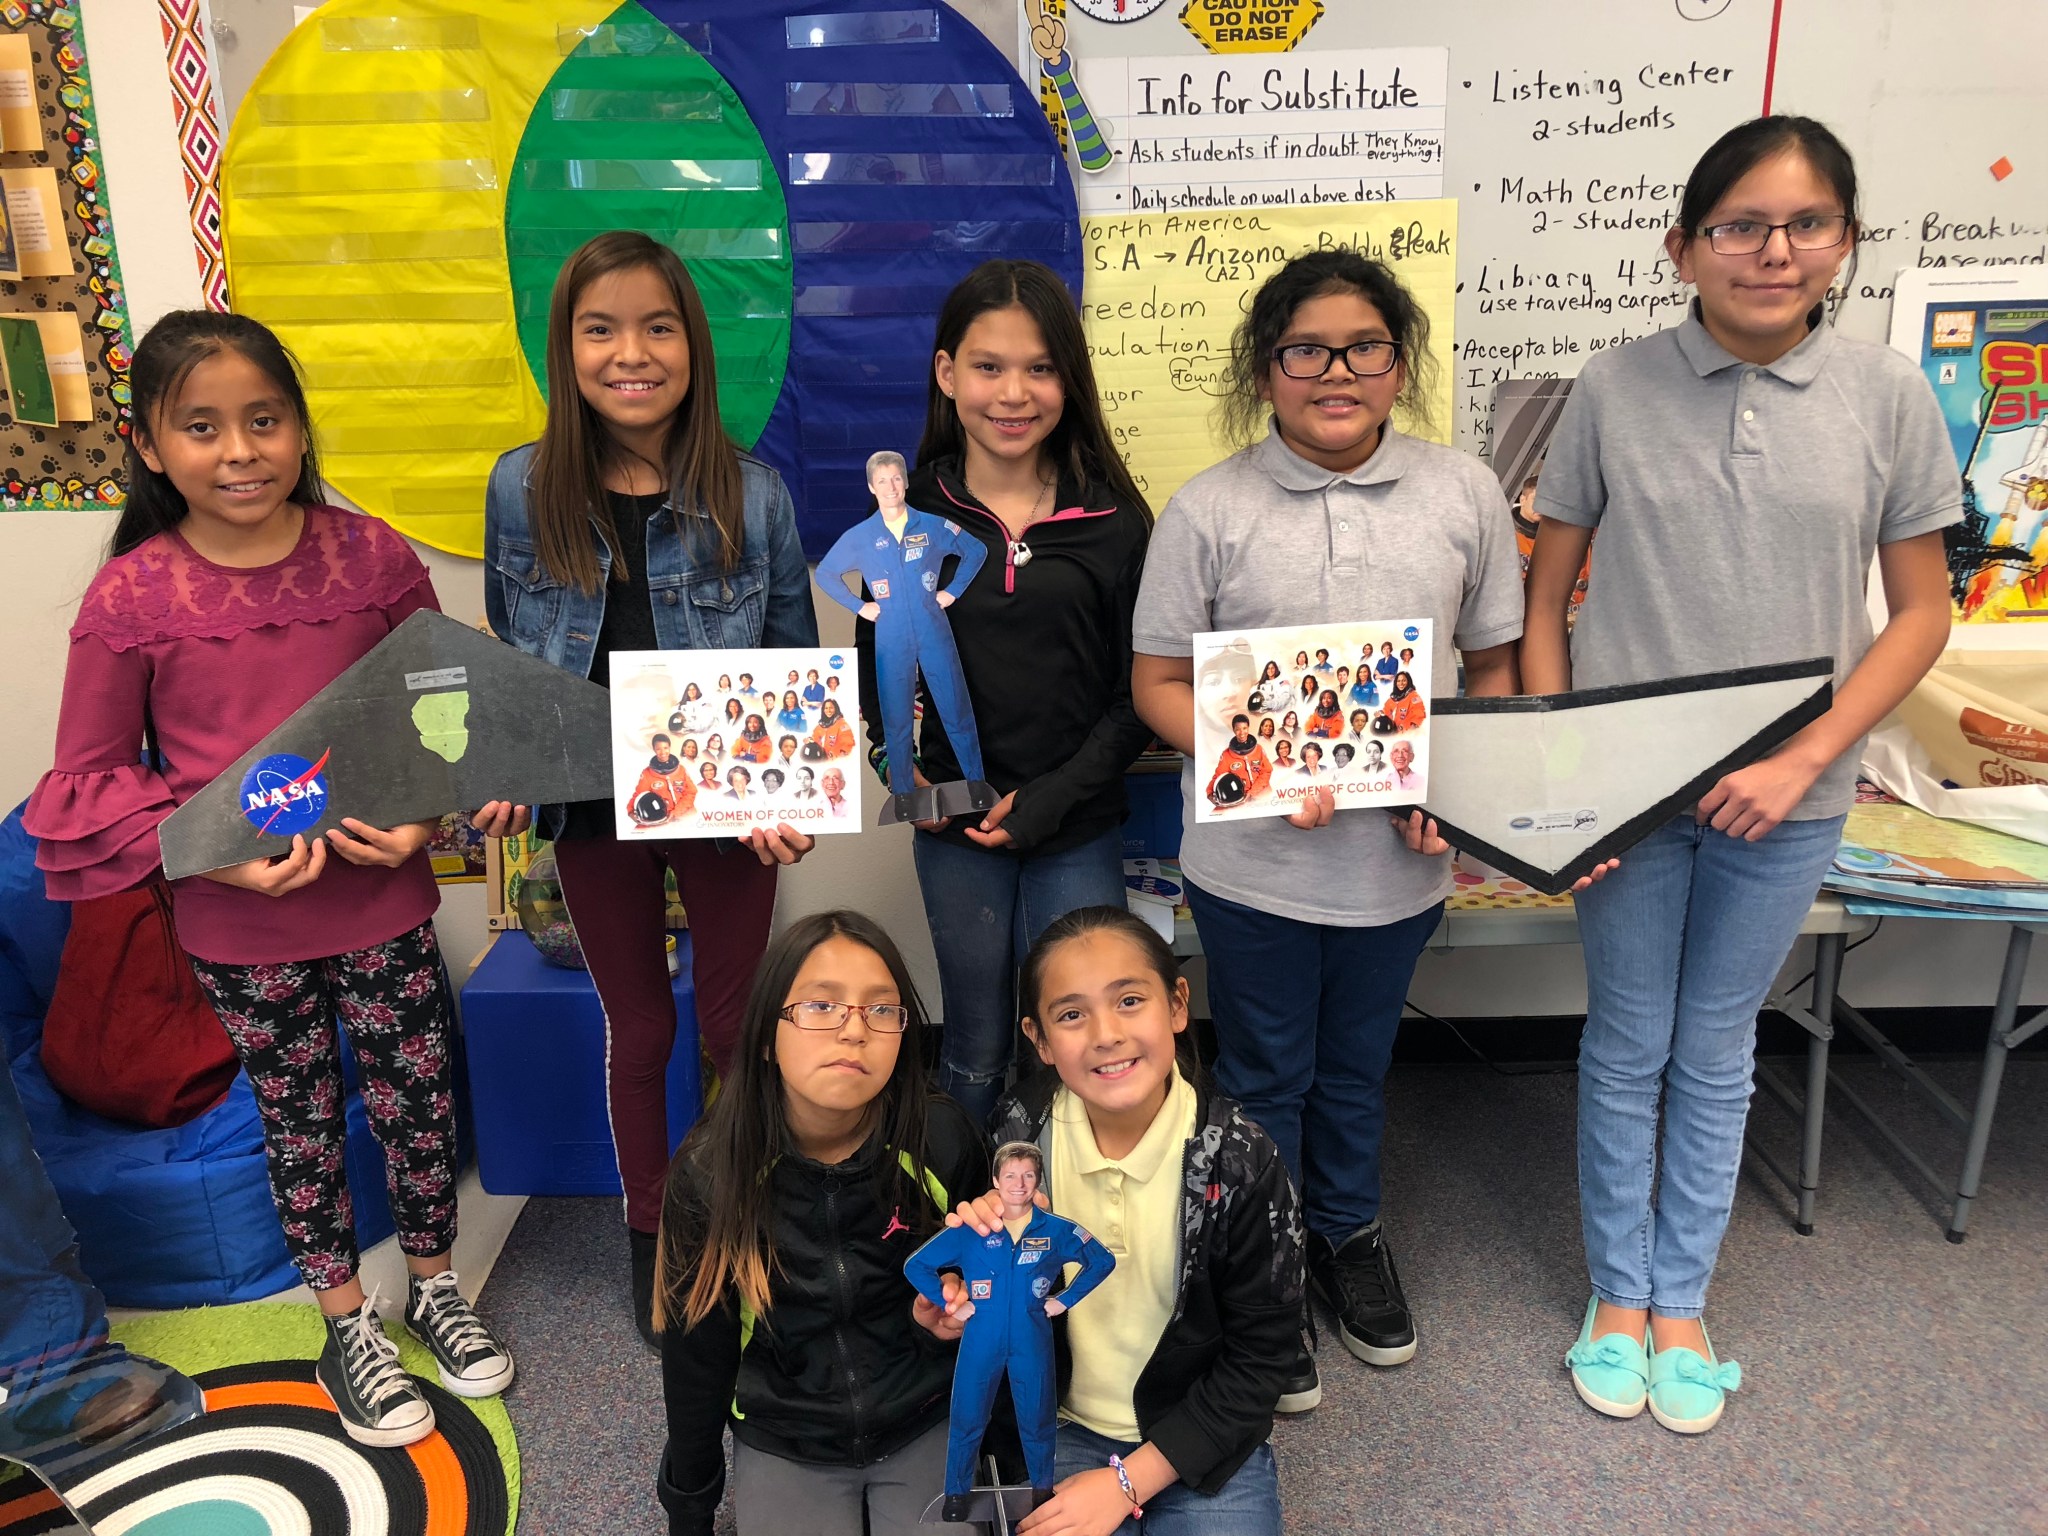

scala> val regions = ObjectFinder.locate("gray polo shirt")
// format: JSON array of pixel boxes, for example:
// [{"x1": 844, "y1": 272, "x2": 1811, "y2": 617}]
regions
[
  {"x1": 1535, "y1": 311, "x2": 1961, "y2": 820},
  {"x1": 1134, "y1": 427, "x2": 1523, "y2": 926}
]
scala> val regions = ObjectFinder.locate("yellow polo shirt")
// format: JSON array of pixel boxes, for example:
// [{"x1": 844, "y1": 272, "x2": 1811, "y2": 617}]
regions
[{"x1": 1050, "y1": 1068, "x2": 1197, "y2": 1441}]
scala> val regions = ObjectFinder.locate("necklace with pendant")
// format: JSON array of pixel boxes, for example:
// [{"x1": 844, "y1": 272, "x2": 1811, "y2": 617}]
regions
[{"x1": 969, "y1": 468, "x2": 1055, "y2": 569}]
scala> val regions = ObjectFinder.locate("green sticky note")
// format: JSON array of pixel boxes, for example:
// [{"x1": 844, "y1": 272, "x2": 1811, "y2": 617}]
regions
[
  {"x1": 0, "y1": 315, "x2": 56, "y2": 427},
  {"x1": 412, "y1": 690, "x2": 470, "y2": 763}
]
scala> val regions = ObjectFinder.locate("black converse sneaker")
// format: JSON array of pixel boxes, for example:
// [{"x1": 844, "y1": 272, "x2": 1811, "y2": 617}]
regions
[
  {"x1": 1309, "y1": 1221, "x2": 1417, "y2": 1366},
  {"x1": 316, "y1": 1299, "x2": 435, "y2": 1448},
  {"x1": 403, "y1": 1270, "x2": 515, "y2": 1398}
]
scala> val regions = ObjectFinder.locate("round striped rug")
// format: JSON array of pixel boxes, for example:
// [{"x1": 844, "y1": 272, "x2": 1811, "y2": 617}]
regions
[{"x1": 0, "y1": 1305, "x2": 517, "y2": 1536}]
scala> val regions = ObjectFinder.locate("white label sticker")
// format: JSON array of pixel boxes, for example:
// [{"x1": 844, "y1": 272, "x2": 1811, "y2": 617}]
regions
[
  {"x1": 405, "y1": 666, "x2": 468, "y2": 690},
  {"x1": 0, "y1": 70, "x2": 31, "y2": 110},
  {"x1": 1506, "y1": 808, "x2": 1598, "y2": 835},
  {"x1": 44, "y1": 349, "x2": 84, "y2": 375},
  {"x1": 5, "y1": 185, "x2": 51, "y2": 252}
]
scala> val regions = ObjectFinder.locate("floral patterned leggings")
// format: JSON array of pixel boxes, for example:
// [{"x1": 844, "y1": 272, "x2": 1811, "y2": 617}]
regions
[{"x1": 188, "y1": 920, "x2": 457, "y2": 1292}]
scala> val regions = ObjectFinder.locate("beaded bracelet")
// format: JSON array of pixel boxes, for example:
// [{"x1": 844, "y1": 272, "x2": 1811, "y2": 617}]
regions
[{"x1": 1107, "y1": 1454, "x2": 1144, "y2": 1519}]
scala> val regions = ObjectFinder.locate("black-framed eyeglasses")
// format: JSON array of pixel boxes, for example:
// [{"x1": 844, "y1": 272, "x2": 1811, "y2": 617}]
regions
[
  {"x1": 779, "y1": 1000, "x2": 910, "y2": 1033},
  {"x1": 1271, "y1": 340, "x2": 1401, "y2": 379},
  {"x1": 1698, "y1": 215, "x2": 1850, "y2": 255}
]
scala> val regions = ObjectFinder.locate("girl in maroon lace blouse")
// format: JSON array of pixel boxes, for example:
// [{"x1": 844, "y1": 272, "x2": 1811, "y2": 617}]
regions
[{"x1": 25, "y1": 312, "x2": 516, "y2": 1449}]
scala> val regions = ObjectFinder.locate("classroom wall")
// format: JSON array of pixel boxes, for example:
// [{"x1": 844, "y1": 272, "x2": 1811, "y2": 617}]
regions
[{"x1": 3, "y1": 0, "x2": 2043, "y2": 1021}]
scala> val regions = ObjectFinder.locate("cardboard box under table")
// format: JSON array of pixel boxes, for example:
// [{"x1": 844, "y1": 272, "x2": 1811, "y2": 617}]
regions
[{"x1": 461, "y1": 930, "x2": 702, "y2": 1196}]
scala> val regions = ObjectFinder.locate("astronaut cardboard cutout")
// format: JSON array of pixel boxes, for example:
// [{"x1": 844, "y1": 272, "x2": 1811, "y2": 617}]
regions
[
  {"x1": 903, "y1": 1142, "x2": 1115, "y2": 1523},
  {"x1": 817, "y1": 450, "x2": 997, "y2": 825}
]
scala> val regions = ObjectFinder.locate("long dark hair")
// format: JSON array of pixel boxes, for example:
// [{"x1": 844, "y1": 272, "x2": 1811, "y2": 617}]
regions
[
  {"x1": 1018, "y1": 904, "x2": 1201, "y2": 1080},
  {"x1": 1220, "y1": 247, "x2": 1437, "y2": 448},
  {"x1": 113, "y1": 311, "x2": 322, "y2": 558},
  {"x1": 1675, "y1": 115, "x2": 1860, "y2": 323},
  {"x1": 529, "y1": 231, "x2": 743, "y2": 594},
  {"x1": 918, "y1": 259, "x2": 1148, "y2": 514},
  {"x1": 657, "y1": 911, "x2": 939, "y2": 1330}
]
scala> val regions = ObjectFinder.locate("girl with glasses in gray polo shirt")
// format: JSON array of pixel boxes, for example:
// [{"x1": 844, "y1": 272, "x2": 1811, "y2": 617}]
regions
[
  {"x1": 1524, "y1": 115, "x2": 1960, "y2": 1436},
  {"x1": 1133, "y1": 249, "x2": 1526, "y2": 1408}
]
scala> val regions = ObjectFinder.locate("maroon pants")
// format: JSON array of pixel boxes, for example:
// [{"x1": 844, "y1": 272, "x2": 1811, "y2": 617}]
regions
[{"x1": 553, "y1": 834, "x2": 778, "y2": 1232}]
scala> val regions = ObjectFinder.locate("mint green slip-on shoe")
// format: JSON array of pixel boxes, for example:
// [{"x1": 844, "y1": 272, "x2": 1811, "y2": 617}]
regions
[
  {"x1": 1564, "y1": 1297, "x2": 1648, "y2": 1419},
  {"x1": 1646, "y1": 1324, "x2": 1741, "y2": 1434}
]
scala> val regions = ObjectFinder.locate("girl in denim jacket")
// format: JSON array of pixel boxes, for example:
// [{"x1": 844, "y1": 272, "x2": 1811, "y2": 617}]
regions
[{"x1": 484, "y1": 231, "x2": 818, "y2": 1348}]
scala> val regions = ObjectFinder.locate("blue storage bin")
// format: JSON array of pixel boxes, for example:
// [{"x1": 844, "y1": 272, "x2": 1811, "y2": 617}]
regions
[
  {"x1": 0, "y1": 798, "x2": 434, "y2": 1308},
  {"x1": 460, "y1": 929, "x2": 702, "y2": 1197},
  {"x1": 1121, "y1": 765, "x2": 1185, "y2": 860}
]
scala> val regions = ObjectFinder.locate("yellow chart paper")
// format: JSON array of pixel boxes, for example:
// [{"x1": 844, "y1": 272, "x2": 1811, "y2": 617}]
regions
[
  {"x1": 1081, "y1": 200, "x2": 1456, "y2": 508},
  {"x1": 0, "y1": 166, "x2": 70, "y2": 278},
  {"x1": 0, "y1": 35, "x2": 39, "y2": 152}
]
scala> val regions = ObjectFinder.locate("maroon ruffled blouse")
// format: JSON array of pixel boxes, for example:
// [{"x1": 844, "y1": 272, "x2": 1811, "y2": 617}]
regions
[{"x1": 25, "y1": 506, "x2": 441, "y2": 965}]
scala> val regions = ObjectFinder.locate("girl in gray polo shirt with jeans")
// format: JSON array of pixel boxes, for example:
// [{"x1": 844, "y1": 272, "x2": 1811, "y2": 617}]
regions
[
  {"x1": 1524, "y1": 116, "x2": 1958, "y2": 1435},
  {"x1": 1133, "y1": 250, "x2": 1525, "y2": 1406}
]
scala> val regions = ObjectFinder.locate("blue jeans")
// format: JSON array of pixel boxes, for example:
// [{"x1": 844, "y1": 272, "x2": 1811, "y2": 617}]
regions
[
  {"x1": 0, "y1": 1062, "x2": 107, "y2": 1393},
  {"x1": 1573, "y1": 812, "x2": 1845, "y2": 1316},
  {"x1": 1054, "y1": 1421, "x2": 1281, "y2": 1536},
  {"x1": 1185, "y1": 882, "x2": 1441, "y2": 1243},
  {"x1": 915, "y1": 827, "x2": 1127, "y2": 1129}
]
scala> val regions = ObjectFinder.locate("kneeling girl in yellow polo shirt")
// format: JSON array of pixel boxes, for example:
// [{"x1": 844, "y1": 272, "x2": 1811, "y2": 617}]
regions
[{"x1": 924, "y1": 905, "x2": 1305, "y2": 1535}]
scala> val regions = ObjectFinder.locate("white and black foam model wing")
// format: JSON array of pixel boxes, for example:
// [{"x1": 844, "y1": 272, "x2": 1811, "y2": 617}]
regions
[{"x1": 1422, "y1": 659, "x2": 1834, "y2": 895}]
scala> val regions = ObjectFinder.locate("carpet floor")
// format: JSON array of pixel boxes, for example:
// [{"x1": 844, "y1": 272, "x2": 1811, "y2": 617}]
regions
[{"x1": 484, "y1": 1054, "x2": 2048, "y2": 1535}]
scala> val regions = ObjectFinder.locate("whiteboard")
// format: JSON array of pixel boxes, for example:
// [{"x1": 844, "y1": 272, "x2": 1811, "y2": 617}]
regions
[{"x1": 1043, "y1": 0, "x2": 2045, "y2": 455}]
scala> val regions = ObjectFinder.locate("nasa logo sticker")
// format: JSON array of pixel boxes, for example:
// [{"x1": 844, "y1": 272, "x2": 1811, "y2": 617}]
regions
[
  {"x1": 239, "y1": 750, "x2": 331, "y2": 837},
  {"x1": 1403, "y1": 625, "x2": 1420, "y2": 642}
]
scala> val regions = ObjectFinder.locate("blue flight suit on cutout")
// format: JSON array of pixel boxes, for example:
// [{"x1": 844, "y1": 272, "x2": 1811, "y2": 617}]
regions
[
  {"x1": 817, "y1": 509, "x2": 988, "y2": 795},
  {"x1": 904, "y1": 1207, "x2": 1115, "y2": 1496}
]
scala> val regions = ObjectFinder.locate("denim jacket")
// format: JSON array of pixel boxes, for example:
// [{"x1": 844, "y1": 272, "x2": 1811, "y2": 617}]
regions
[
  {"x1": 483, "y1": 441, "x2": 818, "y2": 836},
  {"x1": 484, "y1": 441, "x2": 816, "y2": 667}
]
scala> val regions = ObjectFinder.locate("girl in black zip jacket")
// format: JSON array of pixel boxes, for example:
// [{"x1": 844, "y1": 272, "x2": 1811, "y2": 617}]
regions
[
  {"x1": 855, "y1": 259, "x2": 1155, "y2": 1132},
  {"x1": 927, "y1": 906, "x2": 1305, "y2": 1534},
  {"x1": 655, "y1": 911, "x2": 990, "y2": 1536}
]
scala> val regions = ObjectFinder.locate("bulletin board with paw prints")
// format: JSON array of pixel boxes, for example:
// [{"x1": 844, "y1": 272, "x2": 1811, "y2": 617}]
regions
[{"x1": 0, "y1": 2, "x2": 133, "y2": 512}]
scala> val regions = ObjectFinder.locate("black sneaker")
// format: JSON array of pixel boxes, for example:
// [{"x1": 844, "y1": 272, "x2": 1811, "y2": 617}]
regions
[
  {"x1": 630, "y1": 1227, "x2": 660, "y2": 1353},
  {"x1": 1309, "y1": 1221, "x2": 1417, "y2": 1366},
  {"x1": 317, "y1": 1299, "x2": 434, "y2": 1447},
  {"x1": 403, "y1": 1271, "x2": 515, "y2": 1398},
  {"x1": 1276, "y1": 1345, "x2": 1322, "y2": 1413}
]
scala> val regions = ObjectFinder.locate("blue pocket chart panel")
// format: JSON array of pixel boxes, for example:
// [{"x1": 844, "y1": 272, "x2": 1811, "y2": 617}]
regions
[{"x1": 644, "y1": 0, "x2": 1084, "y2": 555}]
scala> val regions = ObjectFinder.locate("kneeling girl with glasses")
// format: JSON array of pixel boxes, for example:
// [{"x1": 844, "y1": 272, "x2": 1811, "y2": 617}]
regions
[{"x1": 653, "y1": 911, "x2": 990, "y2": 1535}]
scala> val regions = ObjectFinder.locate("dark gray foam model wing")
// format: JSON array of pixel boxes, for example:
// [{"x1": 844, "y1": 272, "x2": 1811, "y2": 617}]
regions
[
  {"x1": 1422, "y1": 659, "x2": 1835, "y2": 895},
  {"x1": 158, "y1": 610, "x2": 612, "y2": 880}
]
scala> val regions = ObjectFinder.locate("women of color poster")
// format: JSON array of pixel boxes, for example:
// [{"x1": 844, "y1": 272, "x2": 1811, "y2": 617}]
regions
[
  {"x1": 608, "y1": 647, "x2": 863, "y2": 836},
  {"x1": 1192, "y1": 620, "x2": 1431, "y2": 824}
]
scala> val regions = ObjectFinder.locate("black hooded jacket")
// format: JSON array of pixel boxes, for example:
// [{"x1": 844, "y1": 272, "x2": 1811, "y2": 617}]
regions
[
  {"x1": 855, "y1": 455, "x2": 1154, "y2": 856},
  {"x1": 992, "y1": 1069, "x2": 1306, "y2": 1495},
  {"x1": 656, "y1": 1097, "x2": 990, "y2": 1534}
]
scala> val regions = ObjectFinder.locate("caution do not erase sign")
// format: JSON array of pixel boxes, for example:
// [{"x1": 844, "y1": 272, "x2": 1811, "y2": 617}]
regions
[{"x1": 1179, "y1": 0, "x2": 1324, "y2": 53}]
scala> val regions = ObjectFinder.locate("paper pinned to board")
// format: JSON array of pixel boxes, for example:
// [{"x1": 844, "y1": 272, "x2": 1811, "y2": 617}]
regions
[
  {"x1": 0, "y1": 167, "x2": 68, "y2": 277},
  {"x1": 0, "y1": 313, "x2": 55, "y2": 426},
  {"x1": 158, "y1": 610, "x2": 615, "y2": 880},
  {"x1": 0, "y1": 35, "x2": 38, "y2": 152},
  {"x1": 1422, "y1": 660, "x2": 1835, "y2": 894},
  {"x1": 1081, "y1": 200, "x2": 1455, "y2": 507}
]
